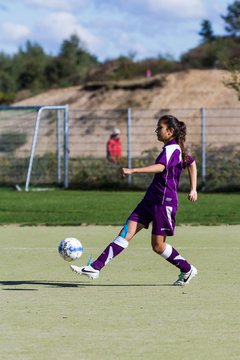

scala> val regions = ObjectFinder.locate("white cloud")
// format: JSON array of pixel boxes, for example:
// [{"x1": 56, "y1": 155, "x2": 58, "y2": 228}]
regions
[
  {"x1": 0, "y1": 21, "x2": 30, "y2": 41},
  {"x1": 0, "y1": 0, "x2": 230, "y2": 60},
  {"x1": 96, "y1": 0, "x2": 206, "y2": 21},
  {"x1": 146, "y1": 0, "x2": 206, "y2": 19},
  {"x1": 38, "y1": 12, "x2": 100, "y2": 52},
  {"x1": 20, "y1": 0, "x2": 87, "y2": 11},
  {"x1": 85, "y1": 0, "x2": 209, "y2": 60}
]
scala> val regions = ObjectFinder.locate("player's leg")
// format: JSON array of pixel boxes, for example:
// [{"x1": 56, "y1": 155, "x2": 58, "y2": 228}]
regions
[
  {"x1": 90, "y1": 220, "x2": 144, "y2": 270},
  {"x1": 70, "y1": 198, "x2": 151, "y2": 279},
  {"x1": 70, "y1": 221, "x2": 145, "y2": 279},
  {"x1": 152, "y1": 205, "x2": 197, "y2": 285},
  {"x1": 151, "y1": 234, "x2": 191, "y2": 272},
  {"x1": 90, "y1": 198, "x2": 152, "y2": 271},
  {"x1": 151, "y1": 234, "x2": 197, "y2": 285}
]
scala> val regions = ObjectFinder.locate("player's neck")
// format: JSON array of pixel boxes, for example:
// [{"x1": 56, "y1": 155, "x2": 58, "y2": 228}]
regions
[{"x1": 163, "y1": 137, "x2": 174, "y2": 145}]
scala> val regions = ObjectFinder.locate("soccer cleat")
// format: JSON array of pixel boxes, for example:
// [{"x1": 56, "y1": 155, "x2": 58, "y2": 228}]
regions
[
  {"x1": 173, "y1": 265, "x2": 198, "y2": 286},
  {"x1": 70, "y1": 264, "x2": 100, "y2": 279}
]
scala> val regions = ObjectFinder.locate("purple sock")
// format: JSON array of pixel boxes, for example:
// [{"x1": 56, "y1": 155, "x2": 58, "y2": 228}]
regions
[
  {"x1": 161, "y1": 244, "x2": 191, "y2": 273},
  {"x1": 91, "y1": 236, "x2": 129, "y2": 271}
]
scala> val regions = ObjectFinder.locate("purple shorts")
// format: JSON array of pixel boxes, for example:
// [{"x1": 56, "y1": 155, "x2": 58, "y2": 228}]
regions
[{"x1": 128, "y1": 198, "x2": 177, "y2": 236}]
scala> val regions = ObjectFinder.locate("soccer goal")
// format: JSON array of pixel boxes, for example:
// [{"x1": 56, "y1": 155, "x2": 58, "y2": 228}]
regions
[{"x1": 0, "y1": 105, "x2": 69, "y2": 191}]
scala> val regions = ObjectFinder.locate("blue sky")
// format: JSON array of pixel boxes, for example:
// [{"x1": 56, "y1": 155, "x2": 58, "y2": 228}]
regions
[{"x1": 0, "y1": 0, "x2": 233, "y2": 61}]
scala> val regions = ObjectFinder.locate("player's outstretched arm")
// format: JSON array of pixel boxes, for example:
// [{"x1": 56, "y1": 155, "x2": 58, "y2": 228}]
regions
[
  {"x1": 187, "y1": 161, "x2": 197, "y2": 202},
  {"x1": 122, "y1": 164, "x2": 165, "y2": 177}
]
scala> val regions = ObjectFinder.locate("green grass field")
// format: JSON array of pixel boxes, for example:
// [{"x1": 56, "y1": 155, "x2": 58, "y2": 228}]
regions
[
  {"x1": 1, "y1": 225, "x2": 240, "y2": 360},
  {"x1": 0, "y1": 189, "x2": 239, "y2": 224}
]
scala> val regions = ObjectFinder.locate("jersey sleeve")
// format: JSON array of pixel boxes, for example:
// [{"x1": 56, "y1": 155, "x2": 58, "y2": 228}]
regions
[
  {"x1": 183, "y1": 154, "x2": 195, "y2": 168},
  {"x1": 156, "y1": 145, "x2": 182, "y2": 170}
]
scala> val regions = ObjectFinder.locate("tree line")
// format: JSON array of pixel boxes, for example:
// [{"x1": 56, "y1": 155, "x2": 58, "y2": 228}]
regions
[
  {"x1": 0, "y1": 34, "x2": 98, "y2": 104},
  {"x1": 0, "y1": 0, "x2": 239, "y2": 104}
]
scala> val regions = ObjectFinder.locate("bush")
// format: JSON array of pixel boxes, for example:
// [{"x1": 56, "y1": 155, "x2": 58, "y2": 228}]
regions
[
  {"x1": 181, "y1": 36, "x2": 240, "y2": 69},
  {"x1": 0, "y1": 145, "x2": 239, "y2": 191},
  {"x1": 0, "y1": 91, "x2": 15, "y2": 105},
  {"x1": 205, "y1": 145, "x2": 240, "y2": 191},
  {"x1": 69, "y1": 157, "x2": 126, "y2": 189}
]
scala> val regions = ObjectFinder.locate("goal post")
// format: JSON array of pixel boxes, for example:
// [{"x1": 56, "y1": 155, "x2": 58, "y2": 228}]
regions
[{"x1": 25, "y1": 105, "x2": 69, "y2": 191}]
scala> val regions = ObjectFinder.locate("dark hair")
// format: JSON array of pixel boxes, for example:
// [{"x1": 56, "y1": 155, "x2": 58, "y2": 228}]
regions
[{"x1": 158, "y1": 114, "x2": 187, "y2": 163}]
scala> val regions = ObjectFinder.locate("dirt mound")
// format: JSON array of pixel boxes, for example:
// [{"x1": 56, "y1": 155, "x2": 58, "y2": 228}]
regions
[
  {"x1": 12, "y1": 69, "x2": 240, "y2": 158},
  {"x1": 14, "y1": 69, "x2": 239, "y2": 109}
]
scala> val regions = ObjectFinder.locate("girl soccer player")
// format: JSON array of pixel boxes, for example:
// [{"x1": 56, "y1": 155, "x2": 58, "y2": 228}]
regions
[{"x1": 71, "y1": 115, "x2": 198, "y2": 286}]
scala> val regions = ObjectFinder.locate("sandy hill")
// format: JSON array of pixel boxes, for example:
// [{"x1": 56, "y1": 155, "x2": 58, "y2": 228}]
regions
[
  {"x1": 14, "y1": 69, "x2": 239, "y2": 109},
  {"x1": 12, "y1": 69, "x2": 240, "y2": 157}
]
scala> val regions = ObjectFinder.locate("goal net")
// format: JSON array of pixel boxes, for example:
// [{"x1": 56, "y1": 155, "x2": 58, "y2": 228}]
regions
[{"x1": 0, "y1": 105, "x2": 69, "y2": 191}]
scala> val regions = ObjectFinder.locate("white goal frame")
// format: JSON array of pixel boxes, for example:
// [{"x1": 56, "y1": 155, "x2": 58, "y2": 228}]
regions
[{"x1": 25, "y1": 105, "x2": 69, "y2": 191}]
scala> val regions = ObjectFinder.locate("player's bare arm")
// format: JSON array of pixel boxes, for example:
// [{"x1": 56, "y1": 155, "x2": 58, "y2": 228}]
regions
[
  {"x1": 122, "y1": 164, "x2": 165, "y2": 177},
  {"x1": 187, "y1": 160, "x2": 197, "y2": 202}
]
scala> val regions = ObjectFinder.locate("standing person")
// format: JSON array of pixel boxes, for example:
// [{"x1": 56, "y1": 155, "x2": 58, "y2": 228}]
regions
[
  {"x1": 106, "y1": 128, "x2": 122, "y2": 163},
  {"x1": 71, "y1": 115, "x2": 198, "y2": 286}
]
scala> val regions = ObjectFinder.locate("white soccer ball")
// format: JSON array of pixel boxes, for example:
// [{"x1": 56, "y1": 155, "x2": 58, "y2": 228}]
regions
[{"x1": 58, "y1": 237, "x2": 83, "y2": 262}]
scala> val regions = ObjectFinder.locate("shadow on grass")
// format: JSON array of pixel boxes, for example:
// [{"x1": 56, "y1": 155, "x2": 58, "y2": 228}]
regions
[{"x1": 0, "y1": 280, "x2": 173, "y2": 288}]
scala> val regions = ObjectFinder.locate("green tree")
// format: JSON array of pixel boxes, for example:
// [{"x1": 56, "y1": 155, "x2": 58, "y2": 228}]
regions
[
  {"x1": 0, "y1": 52, "x2": 15, "y2": 93},
  {"x1": 12, "y1": 41, "x2": 50, "y2": 92},
  {"x1": 45, "y1": 34, "x2": 98, "y2": 87},
  {"x1": 199, "y1": 19, "x2": 215, "y2": 42},
  {"x1": 221, "y1": 1, "x2": 240, "y2": 36},
  {"x1": 181, "y1": 36, "x2": 240, "y2": 69}
]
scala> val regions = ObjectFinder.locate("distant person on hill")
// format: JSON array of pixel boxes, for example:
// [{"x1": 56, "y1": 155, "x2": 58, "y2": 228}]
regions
[
  {"x1": 106, "y1": 128, "x2": 122, "y2": 163},
  {"x1": 71, "y1": 114, "x2": 198, "y2": 286},
  {"x1": 146, "y1": 68, "x2": 152, "y2": 77}
]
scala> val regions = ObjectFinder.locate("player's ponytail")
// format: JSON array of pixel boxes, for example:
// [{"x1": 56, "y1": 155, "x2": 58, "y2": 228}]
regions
[
  {"x1": 158, "y1": 115, "x2": 188, "y2": 163},
  {"x1": 177, "y1": 120, "x2": 187, "y2": 162}
]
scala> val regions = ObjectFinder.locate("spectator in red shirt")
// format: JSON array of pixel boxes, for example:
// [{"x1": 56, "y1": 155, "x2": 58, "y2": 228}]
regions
[{"x1": 106, "y1": 128, "x2": 122, "y2": 163}]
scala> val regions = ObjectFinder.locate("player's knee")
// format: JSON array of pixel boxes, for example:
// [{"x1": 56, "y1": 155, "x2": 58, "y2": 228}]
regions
[
  {"x1": 152, "y1": 243, "x2": 159, "y2": 253},
  {"x1": 152, "y1": 242, "x2": 165, "y2": 254}
]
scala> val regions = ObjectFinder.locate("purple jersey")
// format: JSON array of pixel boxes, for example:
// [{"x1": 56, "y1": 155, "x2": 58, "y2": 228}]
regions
[{"x1": 144, "y1": 139, "x2": 194, "y2": 207}]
